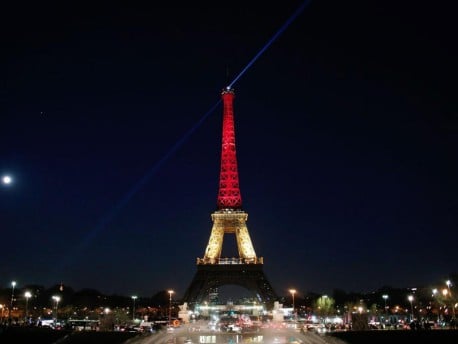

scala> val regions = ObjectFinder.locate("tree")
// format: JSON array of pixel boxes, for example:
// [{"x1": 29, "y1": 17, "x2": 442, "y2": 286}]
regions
[{"x1": 313, "y1": 295, "x2": 335, "y2": 317}]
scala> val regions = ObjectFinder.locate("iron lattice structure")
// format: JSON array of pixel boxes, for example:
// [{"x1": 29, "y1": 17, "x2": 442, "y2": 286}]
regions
[
  {"x1": 182, "y1": 264, "x2": 278, "y2": 308},
  {"x1": 217, "y1": 88, "x2": 242, "y2": 209},
  {"x1": 182, "y1": 88, "x2": 278, "y2": 309}
]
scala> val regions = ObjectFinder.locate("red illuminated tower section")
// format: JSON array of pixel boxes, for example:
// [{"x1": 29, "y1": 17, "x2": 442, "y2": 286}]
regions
[
  {"x1": 182, "y1": 88, "x2": 277, "y2": 310},
  {"x1": 201, "y1": 87, "x2": 257, "y2": 263},
  {"x1": 217, "y1": 88, "x2": 242, "y2": 209}
]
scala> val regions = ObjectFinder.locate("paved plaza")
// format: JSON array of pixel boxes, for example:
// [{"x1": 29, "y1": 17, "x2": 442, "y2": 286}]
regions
[{"x1": 129, "y1": 323, "x2": 343, "y2": 344}]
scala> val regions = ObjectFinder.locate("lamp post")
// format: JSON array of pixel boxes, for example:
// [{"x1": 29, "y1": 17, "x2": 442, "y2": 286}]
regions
[
  {"x1": 9, "y1": 281, "x2": 16, "y2": 321},
  {"x1": 52, "y1": 296, "x2": 60, "y2": 324},
  {"x1": 131, "y1": 296, "x2": 137, "y2": 321},
  {"x1": 24, "y1": 291, "x2": 32, "y2": 321},
  {"x1": 382, "y1": 294, "x2": 389, "y2": 326},
  {"x1": 432, "y1": 289, "x2": 440, "y2": 322},
  {"x1": 446, "y1": 280, "x2": 456, "y2": 318},
  {"x1": 289, "y1": 289, "x2": 296, "y2": 319},
  {"x1": 168, "y1": 290, "x2": 174, "y2": 326},
  {"x1": 441, "y1": 288, "x2": 450, "y2": 320},
  {"x1": 408, "y1": 295, "x2": 414, "y2": 322},
  {"x1": 382, "y1": 294, "x2": 389, "y2": 313}
]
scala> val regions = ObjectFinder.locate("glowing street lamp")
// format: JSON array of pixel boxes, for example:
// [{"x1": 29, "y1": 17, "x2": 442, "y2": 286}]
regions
[
  {"x1": 382, "y1": 294, "x2": 389, "y2": 313},
  {"x1": 9, "y1": 281, "x2": 16, "y2": 320},
  {"x1": 433, "y1": 288, "x2": 441, "y2": 322},
  {"x1": 442, "y1": 280, "x2": 455, "y2": 318},
  {"x1": 289, "y1": 289, "x2": 296, "y2": 317},
  {"x1": 24, "y1": 291, "x2": 32, "y2": 320},
  {"x1": 432, "y1": 289, "x2": 442, "y2": 322},
  {"x1": 168, "y1": 290, "x2": 174, "y2": 326},
  {"x1": 131, "y1": 296, "x2": 137, "y2": 321},
  {"x1": 408, "y1": 295, "x2": 414, "y2": 321},
  {"x1": 52, "y1": 296, "x2": 60, "y2": 323},
  {"x1": 445, "y1": 280, "x2": 456, "y2": 318}
]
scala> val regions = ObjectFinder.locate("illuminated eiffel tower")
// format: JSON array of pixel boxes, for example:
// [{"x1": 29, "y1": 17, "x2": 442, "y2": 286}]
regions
[{"x1": 182, "y1": 88, "x2": 278, "y2": 309}]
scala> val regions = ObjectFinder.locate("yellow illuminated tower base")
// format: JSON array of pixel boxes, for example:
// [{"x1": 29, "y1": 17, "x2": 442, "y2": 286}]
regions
[{"x1": 199, "y1": 209, "x2": 261, "y2": 265}]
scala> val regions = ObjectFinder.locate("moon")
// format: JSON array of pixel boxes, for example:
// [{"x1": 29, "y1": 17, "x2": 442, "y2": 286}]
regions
[{"x1": 2, "y1": 175, "x2": 12, "y2": 185}]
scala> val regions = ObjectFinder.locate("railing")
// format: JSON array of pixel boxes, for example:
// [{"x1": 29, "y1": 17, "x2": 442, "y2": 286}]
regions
[{"x1": 196, "y1": 257, "x2": 263, "y2": 265}]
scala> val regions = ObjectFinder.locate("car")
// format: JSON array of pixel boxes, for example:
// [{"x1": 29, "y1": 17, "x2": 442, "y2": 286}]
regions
[
  {"x1": 120, "y1": 326, "x2": 139, "y2": 332},
  {"x1": 226, "y1": 324, "x2": 241, "y2": 333},
  {"x1": 39, "y1": 319, "x2": 55, "y2": 328},
  {"x1": 305, "y1": 323, "x2": 326, "y2": 333}
]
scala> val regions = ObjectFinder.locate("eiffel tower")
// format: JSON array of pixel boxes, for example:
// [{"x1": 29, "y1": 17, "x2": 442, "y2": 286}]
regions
[{"x1": 182, "y1": 87, "x2": 278, "y2": 309}]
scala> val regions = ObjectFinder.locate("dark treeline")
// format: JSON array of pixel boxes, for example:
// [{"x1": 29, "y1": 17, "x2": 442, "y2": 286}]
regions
[
  {"x1": 280, "y1": 273, "x2": 457, "y2": 315},
  {"x1": 0, "y1": 284, "x2": 172, "y2": 310},
  {"x1": 1, "y1": 272, "x2": 456, "y2": 312}
]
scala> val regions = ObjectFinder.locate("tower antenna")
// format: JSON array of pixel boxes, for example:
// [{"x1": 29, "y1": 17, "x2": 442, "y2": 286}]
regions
[{"x1": 225, "y1": 65, "x2": 231, "y2": 88}]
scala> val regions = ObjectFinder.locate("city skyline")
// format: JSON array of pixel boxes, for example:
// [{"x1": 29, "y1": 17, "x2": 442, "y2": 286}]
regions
[
  {"x1": 2, "y1": 277, "x2": 456, "y2": 304},
  {"x1": 1, "y1": 0, "x2": 457, "y2": 298}
]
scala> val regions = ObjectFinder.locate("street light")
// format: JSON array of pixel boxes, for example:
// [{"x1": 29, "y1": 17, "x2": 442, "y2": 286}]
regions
[
  {"x1": 131, "y1": 296, "x2": 137, "y2": 321},
  {"x1": 24, "y1": 291, "x2": 32, "y2": 321},
  {"x1": 289, "y1": 289, "x2": 296, "y2": 318},
  {"x1": 408, "y1": 295, "x2": 414, "y2": 322},
  {"x1": 382, "y1": 294, "x2": 389, "y2": 313},
  {"x1": 445, "y1": 280, "x2": 456, "y2": 318},
  {"x1": 168, "y1": 290, "x2": 174, "y2": 326},
  {"x1": 432, "y1": 289, "x2": 440, "y2": 322},
  {"x1": 9, "y1": 281, "x2": 16, "y2": 321},
  {"x1": 52, "y1": 296, "x2": 60, "y2": 324}
]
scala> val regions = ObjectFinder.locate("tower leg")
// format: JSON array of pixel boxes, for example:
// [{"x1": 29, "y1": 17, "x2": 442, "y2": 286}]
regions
[
  {"x1": 204, "y1": 224, "x2": 224, "y2": 262},
  {"x1": 236, "y1": 226, "x2": 256, "y2": 260}
]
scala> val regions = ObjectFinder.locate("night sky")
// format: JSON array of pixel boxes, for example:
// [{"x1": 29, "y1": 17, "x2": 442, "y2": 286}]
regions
[{"x1": 1, "y1": 0, "x2": 457, "y2": 300}]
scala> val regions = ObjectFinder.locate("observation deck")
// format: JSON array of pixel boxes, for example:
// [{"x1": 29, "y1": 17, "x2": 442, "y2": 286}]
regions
[{"x1": 196, "y1": 257, "x2": 264, "y2": 265}]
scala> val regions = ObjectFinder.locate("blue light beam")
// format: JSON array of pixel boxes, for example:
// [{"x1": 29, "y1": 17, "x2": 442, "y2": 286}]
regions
[
  {"x1": 228, "y1": 0, "x2": 312, "y2": 88},
  {"x1": 53, "y1": 100, "x2": 221, "y2": 274}
]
